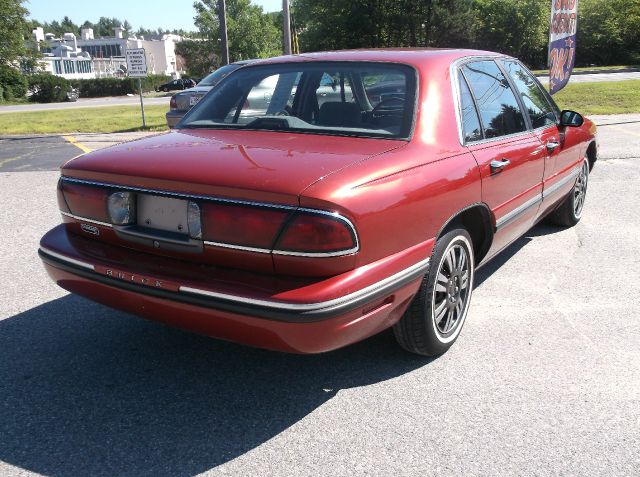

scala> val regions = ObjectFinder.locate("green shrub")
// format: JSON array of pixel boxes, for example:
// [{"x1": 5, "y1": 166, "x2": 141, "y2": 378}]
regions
[
  {"x1": 69, "y1": 74, "x2": 172, "y2": 98},
  {"x1": 28, "y1": 74, "x2": 72, "y2": 103},
  {"x1": 0, "y1": 65, "x2": 28, "y2": 100}
]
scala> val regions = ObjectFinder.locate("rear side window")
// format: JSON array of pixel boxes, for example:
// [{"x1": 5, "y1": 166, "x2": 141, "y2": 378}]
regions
[
  {"x1": 462, "y1": 61, "x2": 526, "y2": 139},
  {"x1": 502, "y1": 61, "x2": 558, "y2": 129},
  {"x1": 458, "y1": 74, "x2": 482, "y2": 142}
]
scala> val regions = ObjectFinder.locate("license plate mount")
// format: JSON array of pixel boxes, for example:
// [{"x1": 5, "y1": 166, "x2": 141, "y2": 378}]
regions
[{"x1": 137, "y1": 194, "x2": 189, "y2": 235}]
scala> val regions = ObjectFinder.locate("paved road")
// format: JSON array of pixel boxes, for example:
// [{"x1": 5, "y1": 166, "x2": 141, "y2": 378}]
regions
[
  {"x1": 0, "y1": 95, "x2": 169, "y2": 114},
  {"x1": 537, "y1": 71, "x2": 640, "y2": 84},
  {"x1": 0, "y1": 119, "x2": 639, "y2": 476}
]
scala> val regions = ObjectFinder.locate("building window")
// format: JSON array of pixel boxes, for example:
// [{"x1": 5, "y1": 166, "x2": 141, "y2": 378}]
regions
[
  {"x1": 54, "y1": 60, "x2": 62, "y2": 74},
  {"x1": 63, "y1": 60, "x2": 75, "y2": 74}
]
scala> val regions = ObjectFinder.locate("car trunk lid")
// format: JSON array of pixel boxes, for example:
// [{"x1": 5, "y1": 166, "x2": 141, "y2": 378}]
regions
[{"x1": 62, "y1": 129, "x2": 404, "y2": 206}]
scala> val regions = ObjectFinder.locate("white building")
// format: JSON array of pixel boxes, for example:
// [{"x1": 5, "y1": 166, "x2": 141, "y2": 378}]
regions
[
  {"x1": 33, "y1": 27, "x2": 184, "y2": 79},
  {"x1": 33, "y1": 28, "x2": 95, "y2": 79}
]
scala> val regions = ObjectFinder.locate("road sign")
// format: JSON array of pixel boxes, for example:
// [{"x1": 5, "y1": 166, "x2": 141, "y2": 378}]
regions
[{"x1": 125, "y1": 48, "x2": 148, "y2": 78}]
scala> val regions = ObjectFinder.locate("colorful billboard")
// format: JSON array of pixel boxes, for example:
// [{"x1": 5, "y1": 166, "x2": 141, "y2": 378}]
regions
[{"x1": 548, "y1": 0, "x2": 578, "y2": 94}]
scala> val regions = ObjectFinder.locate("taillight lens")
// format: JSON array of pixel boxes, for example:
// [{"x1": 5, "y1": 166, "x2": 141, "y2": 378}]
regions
[
  {"x1": 201, "y1": 203, "x2": 289, "y2": 249},
  {"x1": 57, "y1": 178, "x2": 70, "y2": 213},
  {"x1": 276, "y1": 213, "x2": 356, "y2": 254},
  {"x1": 61, "y1": 181, "x2": 109, "y2": 222},
  {"x1": 107, "y1": 191, "x2": 135, "y2": 225},
  {"x1": 169, "y1": 96, "x2": 177, "y2": 110}
]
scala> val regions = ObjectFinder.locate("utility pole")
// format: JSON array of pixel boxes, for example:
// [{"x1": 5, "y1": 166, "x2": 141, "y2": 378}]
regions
[
  {"x1": 283, "y1": 0, "x2": 292, "y2": 55},
  {"x1": 218, "y1": 0, "x2": 229, "y2": 65}
]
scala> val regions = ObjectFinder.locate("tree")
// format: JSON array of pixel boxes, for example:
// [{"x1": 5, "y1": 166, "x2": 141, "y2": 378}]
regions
[
  {"x1": 175, "y1": 39, "x2": 218, "y2": 77},
  {"x1": 122, "y1": 20, "x2": 133, "y2": 37},
  {"x1": 0, "y1": 0, "x2": 31, "y2": 65},
  {"x1": 577, "y1": 0, "x2": 640, "y2": 66},
  {"x1": 292, "y1": 0, "x2": 476, "y2": 52},
  {"x1": 472, "y1": 0, "x2": 548, "y2": 68},
  {"x1": 94, "y1": 17, "x2": 122, "y2": 37},
  {"x1": 60, "y1": 16, "x2": 79, "y2": 35},
  {"x1": 193, "y1": 0, "x2": 281, "y2": 63}
]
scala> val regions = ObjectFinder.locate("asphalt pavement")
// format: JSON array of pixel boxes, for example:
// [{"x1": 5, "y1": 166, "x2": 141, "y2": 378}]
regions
[
  {"x1": 0, "y1": 95, "x2": 170, "y2": 114},
  {"x1": 0, "y1": 118, "x2": 639, "y2": 476}
]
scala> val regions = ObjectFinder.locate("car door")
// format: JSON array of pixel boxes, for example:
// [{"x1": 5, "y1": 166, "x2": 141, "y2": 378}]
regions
[
  {"x1": 459, "y1": 60, "x2": 546, "y2": 260},
  {"x1": 501, "y1": 60, "x2": 584, "y2": 217}
]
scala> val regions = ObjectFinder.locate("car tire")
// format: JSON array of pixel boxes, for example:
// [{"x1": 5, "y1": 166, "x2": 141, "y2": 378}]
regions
[
  {"x1": 394, "y1": 228, "x2": 475, "y2": 356},
  {"x1": 548, "y1": 159, "x2": 589, "y2": 227}
]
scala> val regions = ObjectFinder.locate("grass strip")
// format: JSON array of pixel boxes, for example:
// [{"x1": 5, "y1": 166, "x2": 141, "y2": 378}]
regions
[{"x1": 0, "y1": 105, "x2": 169, "y2": 134}]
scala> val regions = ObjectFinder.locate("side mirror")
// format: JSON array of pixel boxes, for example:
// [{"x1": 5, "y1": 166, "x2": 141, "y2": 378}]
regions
[{"x1": 559, "y1": 110, "x2": 584, "y2": 127}]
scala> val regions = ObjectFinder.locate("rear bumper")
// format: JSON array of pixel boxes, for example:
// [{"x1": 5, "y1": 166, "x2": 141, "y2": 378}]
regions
[
  {"x1": 39, "y1": 226, "x2": 428, "y2": 353},
  {"x1": 166, "y1": 110, "x2": 185, "y2": 128}
]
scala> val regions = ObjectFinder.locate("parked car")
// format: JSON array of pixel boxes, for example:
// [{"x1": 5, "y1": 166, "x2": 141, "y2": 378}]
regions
[
  {"x1": 166, "y1": 61, "x2": 254, "y2": 127},
  {"x1": 40, "y1": 49, "x2": 597, "y2": 355},
  {"x1": 156, "y1": 78, "x2": 194, "y2": 93}
]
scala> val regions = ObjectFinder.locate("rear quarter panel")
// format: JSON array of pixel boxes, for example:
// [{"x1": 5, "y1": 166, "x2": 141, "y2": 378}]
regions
[{"x1": 299, "y1": 55, "x2": 483, "y2": 270}]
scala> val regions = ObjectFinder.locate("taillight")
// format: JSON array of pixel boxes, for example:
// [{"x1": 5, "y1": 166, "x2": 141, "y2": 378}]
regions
[
  {"x1": 169, "y1": 96, "x2": 177, "y2": 110},
  {"x1": 201, "y1": 203, "x2": 289, "y2": 249},
  {"x1": 61, "y1": 181, "x2": 109, "y2": 222},
  {"x1": 201, "y1": 204, "x2": 357, "y2": 255},
  {"x1": 57, "y1": 178, "x2": 70, "y2": 213},
  {"x1": 275, "y1": 212, "x2": 357, "y2": 254}
]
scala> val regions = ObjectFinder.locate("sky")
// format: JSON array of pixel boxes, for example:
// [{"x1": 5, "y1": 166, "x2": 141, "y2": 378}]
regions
[{"x1": 25, "y1": 0, "x2": 283, "y2": 32}]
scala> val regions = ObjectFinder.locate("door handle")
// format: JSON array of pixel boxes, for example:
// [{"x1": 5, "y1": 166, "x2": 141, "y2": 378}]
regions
[
  {"x1": 490, "y1": 158, "x2": 511, "y2": 174},
  {"x1": 546, "y1": 140, "x2": 560, "y2": 152}
]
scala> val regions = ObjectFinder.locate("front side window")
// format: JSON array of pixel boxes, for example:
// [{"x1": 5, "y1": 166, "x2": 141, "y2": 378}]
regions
[
  {"x1": 180, "y1": 62, "x2": 416, "y2": 139},
  {"x1": 463, "y1": 60, "x2": 526, "y2": 139},
  {"x1": 503, "y1": 61, "x2": 558, "y2": 129}
]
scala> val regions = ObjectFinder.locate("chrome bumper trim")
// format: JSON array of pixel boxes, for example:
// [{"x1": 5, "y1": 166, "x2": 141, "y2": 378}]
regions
[
  {"x1": 39, "y1": 247, "x2": 95, "y2": 270},
  {"x1": 39, "y1": 244, "x2": 429, "y2": 316},
  {"x1": 60, "y1": 211, "x2": 113, "y2": 228}
]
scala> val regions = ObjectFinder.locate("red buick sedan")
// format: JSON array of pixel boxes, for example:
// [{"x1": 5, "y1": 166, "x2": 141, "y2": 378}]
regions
[{"x1": 39, "y1": 49, "x2": 597, "y2": 355}]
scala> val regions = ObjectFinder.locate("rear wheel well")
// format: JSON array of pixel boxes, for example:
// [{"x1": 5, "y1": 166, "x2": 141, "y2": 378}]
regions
[
  {"x1": 439, "y1": 205, "x2": 493, "y2": 265},
  {"x1": 586, "y1": 141, "x2": 597, "y2": 170}
]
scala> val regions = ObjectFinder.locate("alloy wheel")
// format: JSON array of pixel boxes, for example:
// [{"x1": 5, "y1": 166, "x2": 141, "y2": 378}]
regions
[
  {"x1": 432, "y1": 241, "x2": 471, "y2": 337},
  {"x1": 574, "y1": 161, "x2": 589, "y2": 218}
]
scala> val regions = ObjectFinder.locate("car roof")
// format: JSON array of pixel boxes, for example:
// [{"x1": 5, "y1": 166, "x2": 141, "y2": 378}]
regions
[{"x1": 252, "y1": 48, "x2": 509, "y2": 68}]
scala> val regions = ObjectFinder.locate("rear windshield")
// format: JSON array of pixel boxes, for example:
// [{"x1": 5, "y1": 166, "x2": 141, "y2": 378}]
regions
[
  {"x1": 198, "y1": 63, "x2": 243, "y2": 87},
  {"x1": 178, "y1": 62, "x2": 417, "y2": 139}
]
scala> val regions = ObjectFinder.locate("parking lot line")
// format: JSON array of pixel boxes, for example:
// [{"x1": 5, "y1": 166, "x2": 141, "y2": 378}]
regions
[{"x1": 62, "y1": 135, "x2": 93, "y2": 154}]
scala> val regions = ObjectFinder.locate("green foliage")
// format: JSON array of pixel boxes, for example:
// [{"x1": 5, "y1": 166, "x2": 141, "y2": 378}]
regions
[
  {"x1": 175, "y1": 40, "x2": 218, "y2": 78},
  {"x1": 0, "y1": 65, "x2": 28, "y2": 100},
  {"x1": 293, "y1": 0, "x2": 640, "y2": 69},
  {"x1": 69, "y1": 75, "x2": 172, "y2": 97},
  {"x1": 0, "y1": 0, "x2": 31, "y2": 64},
  {"x1": 472, "y1": 0, "x2": 548, "y2": 67},
  {"x1": 193, "y1": 0, "x2": 282, "y2": 64},
  {"x1": 27, "y1": 73, "x2": 72, "y2": 103},
  {"x1": 577, "y1": 0, "x2": 640, "y2": 66}
]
